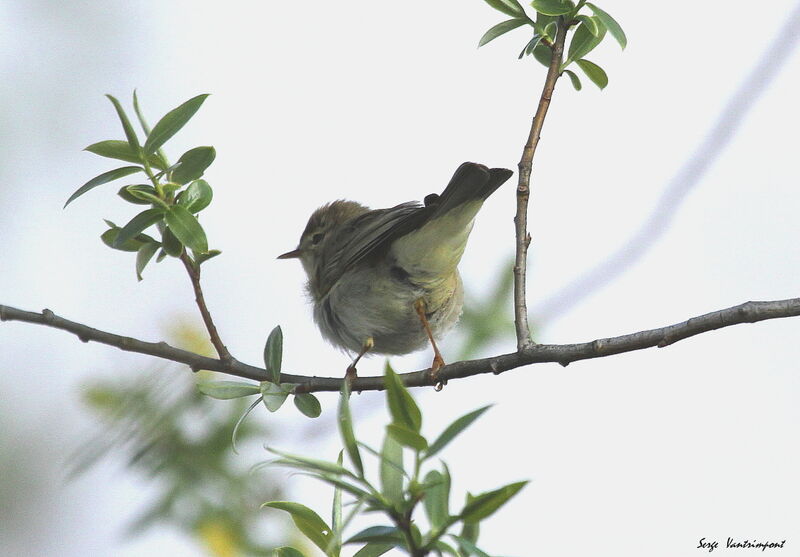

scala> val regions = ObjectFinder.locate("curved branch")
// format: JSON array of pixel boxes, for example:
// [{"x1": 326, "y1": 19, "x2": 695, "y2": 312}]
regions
[{"x1": 3, "y1": 298, "x2": 799, "y2": 393}]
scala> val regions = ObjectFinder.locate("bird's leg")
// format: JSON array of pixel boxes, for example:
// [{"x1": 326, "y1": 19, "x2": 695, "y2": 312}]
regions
[
  {"x1": 346, "y1": 337, "x2": 374, "y2": 383},
  {"x1": 414, "y1": 298, "x2": 445, "y2": 382}
]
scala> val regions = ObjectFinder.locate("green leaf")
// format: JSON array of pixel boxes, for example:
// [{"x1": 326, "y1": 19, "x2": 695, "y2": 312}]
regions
[
  {"x1": 64, "y1": 166, "x2": 142, "y2": 207},
  {"x1": 274, "y1": 548, "x2": 308, "y2": 557},
  {"x1": 386, "y1": 423, "x2": 427, "y2": 452},
  {"x1": 345, "y1": 526, "x2": 402, "y2": 545},
  {"x1": 85, "y1": 140, "x2": 167, "y2": 170},
  {"x1": 586, "y1": 2, "x2": 626, "y2": 49},
  {"x1": 530, "y1": 0, "x2": 574, "y2": 16},
  {"x1": 338, "y1": 382, "x2": 364, "y2": 477},
  {"x1": 133, "y1": 90, "x2": 171, "y2": 169},
  {"x1": 105, "y1": 94, "x2": 141, "y2": 152},
  {"x1": 425, "y1": 406, "x2": 492, "y2": 459},
  {"x1": 118, "y1": 184, "x2": 159, "y2": 205},
  {"x1": 165, "y1": 204, "x2": 208, "y2": 253},
  {"x1": 261, "y1": 381, "x2": 290, "y2": 412},
  {"x1": 101, "y1": 228, "x2": 143, "y2": 252},
  {"x1": 194, "y1": 249, "x2": 222, "y2": 266},
  {"x1": 161, "y1": 225, "x2": 183, "y2": 256},
  {"x1": 353, "y1": 543, "x2": 394, "y2": 557},
  {"x1": 482, "y1": 0, "x2": 526, "y2": 18},
  {"x1": 135, "y1": 241, "x2": 160, "y2": 281},
  {"x1": 231, "y1": 396, "x2": 262, "y2": 453},
  {"x1": 379, "y1": 433, "x2": 403, "y2": 506},
  {"x1": 156, "y1": 248, "x2": 167, "y2": 262},
  {"x1": 566, "y1": 19, "x2": 606, "y2": 65},
  {"x1": 263, "y1": 502, "x2": 334, "y2": 554},
  {"x1": 294, "y1": 393, "x2": 322, "y2": 418},
  {"x1": 532, "y1": 43, "x2": 552, "y2": 67},
  {"x1": 263, "y1": 325, "x2": 283, "y2": 384},
  {"x1": 267, "y1": 447, "x2": 354, "y2": 477},
  {"x1": 459, "y1": 481, "x2": 528, "y2": 522},
  {"x1": 113, "y1": 208, "x2": 165, "y2": 249},
  {"x1": 423, "y1": 469, "x2": 449, "y2": 530},
  {"x1": 478, "y1": 18, "x2": 527, "y2": 48},
  {"x1": 332, "y1": 452, "x2": 344, "y2": 540},
  {"x1": 450, "y1": 536, "x2": 491, "y2": 557},
  {"x1": 197, "y1": 380, "x2": 260, "y2": 399},
  {"x1": 518, "y1": 34, "x2": 542, "y2": 59},
  {"x1": 575, "y1": 13, "x2": 601, "y2": 36},
  {"x1": 144, "y1": 94, "x2": 210, "y2": 155},
  {"x1": 172, "y1": 146, "x2": 216, "y2": 184},
  {"x1": 564, "y1": 69, "x2": 582, "y2": 90},
  {"x1": 177, "y1": 179, "x2": 214, "y2": 213},
  {"x1": 576, "y1": 58, "x2": 609, "y2": 89},
  {"x1": 384, "y1": 365, "x2": 421, "y2": 432}
]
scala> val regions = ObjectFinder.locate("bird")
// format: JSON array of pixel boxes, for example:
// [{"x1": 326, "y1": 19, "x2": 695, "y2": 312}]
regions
[{"x1": 278, "y1": 161, "x2": 513, "y2": 382}]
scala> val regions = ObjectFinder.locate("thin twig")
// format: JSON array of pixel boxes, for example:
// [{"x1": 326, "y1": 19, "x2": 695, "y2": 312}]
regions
[
  {"x1": 4, "y1": 298, "x2": 799, "y2": 393},
  {"x1": 179, "y1": 252, "x2": 232, "y2": 361},
  {"x1": 513, "y1": 19, "x2": 568, "y2": 350}
]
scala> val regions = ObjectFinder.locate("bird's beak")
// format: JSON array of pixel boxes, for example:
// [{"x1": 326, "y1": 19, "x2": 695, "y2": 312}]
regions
[{"x1": 277, "y1": 248, "x2": 302, "y2": 260}]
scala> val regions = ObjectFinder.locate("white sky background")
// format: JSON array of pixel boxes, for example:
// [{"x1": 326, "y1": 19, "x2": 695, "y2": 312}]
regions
[{"x1": 1, "y1": 1, "x2": 799, "y2": 556}]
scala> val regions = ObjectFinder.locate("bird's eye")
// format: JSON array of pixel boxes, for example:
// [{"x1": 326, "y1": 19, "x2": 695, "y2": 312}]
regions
[{"x1": 311, "y1": 232, "x2": 325, "y2": 245}]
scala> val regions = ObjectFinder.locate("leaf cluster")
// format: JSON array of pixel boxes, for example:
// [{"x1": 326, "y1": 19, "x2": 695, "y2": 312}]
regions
[
  {"x1": 261, "y1": 366, "x2": 527, "y2": 557},
  {"x1": 479, "y1": 0, "x2": 626, "y2": 90},
  {"x1": 67, "y1": 92, "x2": 220, "y2": 280}
]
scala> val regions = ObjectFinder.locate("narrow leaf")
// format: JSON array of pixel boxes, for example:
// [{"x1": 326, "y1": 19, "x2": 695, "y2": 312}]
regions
[
  {"x1": 114, "y1": 208, "x2": 165, "y2": 249},
  {"x1": 423, "y1": 469, "x2": 449, "y2": 530},
  {"x1": 100, "y1": 226, "x2": 156, "y2": 252},
  {"x1": 586, "y1": 2, "x2": 626, "y2": 49},
  {"x1": 482, "y1": 0, "x2": 526, "y2": 18},
  {"x1": 426, "y1": 406, "x2": 492, "y2": 459},
  {"x1": 263, "y1": 502, "x2": 333, "y2": 554},
  {"x1": 194, "y1": 249, "x2": 222, "y2": 266},
  {"x1": 478, "y1": 18, "x2": 527, "y2": 48},
  {"x1": 261, "y1": 381, "x2": 289, "y2": 412},
  {"x1": 135, "y1": 241, "x2": 160, "y2": 281},
  {"x1": 564, "y1": 69, "x2": 582, "y2": 90},
  {"x1": 85, "y1": 140, "x2": 166, "y2": 170},
  {"x1": 518, "y1": 34, "x2": 542, "y2": 59},
  {"x1": 144, "y1": 94, "x2": 210, "y2": 154},
  {"x1": 459, "y1": 480, "x2": 528, "y2": 522},
  {"x1": 353, "y1": 544, "x2": 394, "y2": 557},
  {"x1": 294, "y1": 393, "x2": 322, "y2": 418},
  {"x1": 379, "y1": 433, "x2": 404, "y2": 506},
  {"x1": 165, "y1": 204, "x2": 208, "y2": 253},
  {"x1": 576, "y1": 58, "x2": 609, "y2": 89},
  {"x1": 338, "y1": 382, "x2": 364, "y2": 477},
  {"x1": 231, "y1": 396, "x2": 262, "y2": 453},
  {"x1": 566, "y1": 19, "x2": 606, "y2": 65},
  {"x1": 384, "y1": 365, "x2": 421, "y2": 432},
  {"x1": 345, "y1": 526, "x2": 402, "y2": 545},
  {"x1": 530, "y1": 0, "x2": 574, "y2": 16},
  {"x1": 386, "y1": 424, "x2": 427, "y2": 452},
  {"x1": 105, "y1": 94, "x2": 141, "y2": 152},
  {"x1": 263, "y1": 325, "x2": 283, "y2": 384},
  {"x1": 332, "y1": 452, "x2": 344, "y2": 539},
  {"x1": 267, "y1": 447, "x2": 354, "y2": 477},
  {"x1": 118, "y1": 184, "x2": 159, "y2": 205},
  {"x1": 575, "y1": 14, "x2": 601, "y2": 36},
  {"x1": 450, "y1": 536, "x2": 491, "y2": 557},
  {"x1": 172, "y1": 146, "x2": 216, "y2": 184},
  {"x1": 65, "y1": 166, "x2": 142, "y2": 207},
  {"x1": 197, "y1": 380, "x2": 260, "y2": 399}
]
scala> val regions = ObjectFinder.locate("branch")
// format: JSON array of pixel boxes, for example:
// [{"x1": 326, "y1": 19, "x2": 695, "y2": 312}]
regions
[
  {"x1": 4, "y1": 298, "x2": 799, "y2": 393},
  {"x1": 513, "y1": 18, "x2": 568, "y2": 350},
  {"x1": 179, "y1": 252, "x2": 232, "y2": 361}
]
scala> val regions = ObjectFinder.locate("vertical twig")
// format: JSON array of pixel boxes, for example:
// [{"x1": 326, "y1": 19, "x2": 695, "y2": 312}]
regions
[
  {"x1": 180, "y1": 252, "x2": 232, "y2": 361},
  {"x1": 513, "y1": 20, "x2": 569, "y2": 350}
]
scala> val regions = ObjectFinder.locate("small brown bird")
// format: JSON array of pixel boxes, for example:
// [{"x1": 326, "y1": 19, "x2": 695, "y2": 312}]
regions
[{"x1": 279, "y1": 162, "x2": 513, "y2": 380}]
